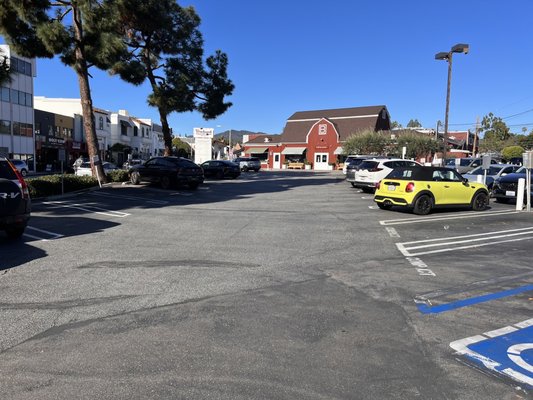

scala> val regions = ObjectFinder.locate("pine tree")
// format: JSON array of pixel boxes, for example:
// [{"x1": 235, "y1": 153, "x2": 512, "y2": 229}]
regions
[
  {"x1": 111, "y1": 0, "x2": 234, "y2": 155},
  {"x1": 0, "y1": 1, "x2": 126, "y2": 181},
  {"x1": 0, "y1": 49, "x2": 10, "y2": 85}
]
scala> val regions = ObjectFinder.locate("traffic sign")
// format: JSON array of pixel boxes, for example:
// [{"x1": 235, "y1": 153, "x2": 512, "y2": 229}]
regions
[{"x1": 450, "y1": 319, "x2": 533, "y2": 389}]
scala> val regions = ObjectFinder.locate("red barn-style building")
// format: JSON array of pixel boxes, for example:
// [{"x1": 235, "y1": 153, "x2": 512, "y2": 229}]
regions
[{"x1": 243, "y1": 105, "x2": 391, "y2": 170}]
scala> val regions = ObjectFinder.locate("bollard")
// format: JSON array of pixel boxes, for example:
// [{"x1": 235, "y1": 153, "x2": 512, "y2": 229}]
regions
[{"x1": 516, "y1": 178, "x2": 525, "y2": 211}]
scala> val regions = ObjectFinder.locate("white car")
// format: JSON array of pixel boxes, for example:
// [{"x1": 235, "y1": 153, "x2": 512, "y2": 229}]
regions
[
  {"x1": 348, "y1": 158, "x2": 421, "y2": 192},
  {"x1": 9, "y1": 159, "x2": 29, "y2": 176},
  {"x1": 75, "y1": 161, "x2": 118, "y2": 176},
  {"x1": 342, "y1": 155, "x2": 374, "y2": 174}
]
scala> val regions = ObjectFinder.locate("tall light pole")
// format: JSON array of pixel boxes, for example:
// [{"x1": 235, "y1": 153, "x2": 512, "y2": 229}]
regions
[
  {"x1": 435, "y1": 120, "x2": 442, "y2": 165},
  {"x1": 435, "y1": 43, "x2": 469, "y2": 167}
]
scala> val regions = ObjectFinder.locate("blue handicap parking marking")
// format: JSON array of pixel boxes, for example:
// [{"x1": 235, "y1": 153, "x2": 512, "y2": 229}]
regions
[{"x1": 450, "y1": 319, "x2": 533, "y2": 389}]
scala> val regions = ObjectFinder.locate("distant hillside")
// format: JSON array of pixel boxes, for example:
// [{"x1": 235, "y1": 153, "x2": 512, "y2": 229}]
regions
[{"x1": 214, "y1": 130, "x2": 272, "y2": 144}]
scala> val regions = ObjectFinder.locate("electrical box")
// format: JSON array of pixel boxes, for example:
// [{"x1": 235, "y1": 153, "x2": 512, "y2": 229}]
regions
[
  {"x1": 482, "y1": 154, "x2": 491, "y2": 170},
  {"x1": 523, "y1": 151, "x2": 533, "y2": 169}
]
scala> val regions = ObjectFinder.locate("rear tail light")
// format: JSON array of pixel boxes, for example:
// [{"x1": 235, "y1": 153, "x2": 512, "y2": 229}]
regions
[
  {"x1": 376, "y1": 180, "x2": 381, "y2": 190},
  {"x1": 7, "y1": 160, "x2": 30, "y2": 199},
  {"x1": 405, "y1": 182, "x2": 415, "y2": 193}
]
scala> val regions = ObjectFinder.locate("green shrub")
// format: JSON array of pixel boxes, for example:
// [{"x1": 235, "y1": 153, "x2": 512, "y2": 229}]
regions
[
  {"x1": 107, "y1": 169, "x2": 129, "y2": 182},
  {"x1": 501, "y1": 145, "x2": 524, "y2": 161},
  {"x1": 26, "y1": 174, "x2": 98, "y2": 198}
]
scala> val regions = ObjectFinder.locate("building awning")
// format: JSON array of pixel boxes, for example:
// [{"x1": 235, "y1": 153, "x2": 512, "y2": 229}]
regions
[
  {"x1": 248, "y1": 147, "x2": 268, "y2": 154},
  {"x1": 281, "y1": 147, "x2": 306, "y2": 155},
  {"x1": 120, "y1": 120, "x2": 132, "y2": 127},
  {"x1": 334, "y1": 146, "x2": 344, "y2": 155}
]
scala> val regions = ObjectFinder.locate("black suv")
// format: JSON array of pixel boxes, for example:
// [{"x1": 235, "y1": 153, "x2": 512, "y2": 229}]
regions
[
  {"x1": 0, "y1": 157, "x2": 31, "y2": 239},
  {"x1": 129, "y1": 156, "x2": 204, "y2": 189},
  {"x1": 234, "y1": 157, "x2": 261, "y2": 172}
]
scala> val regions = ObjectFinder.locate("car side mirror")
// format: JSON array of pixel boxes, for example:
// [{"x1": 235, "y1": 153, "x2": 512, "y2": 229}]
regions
[{"x1": 463, "y1": 177, "x2": 469, "y2": 184}]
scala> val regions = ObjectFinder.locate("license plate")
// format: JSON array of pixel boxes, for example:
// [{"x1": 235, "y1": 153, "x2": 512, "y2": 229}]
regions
[
  {"x1": 505, "y1": 190, "x2": 516, "y2": 197},
  {"x1": 388, "y1": 185, "x2": 396, "y2": 191}
]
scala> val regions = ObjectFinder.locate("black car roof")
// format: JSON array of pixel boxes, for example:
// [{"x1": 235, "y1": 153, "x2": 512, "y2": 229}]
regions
[{"x1": 386, "y1": 166, "x2": 457, "y2": 180}]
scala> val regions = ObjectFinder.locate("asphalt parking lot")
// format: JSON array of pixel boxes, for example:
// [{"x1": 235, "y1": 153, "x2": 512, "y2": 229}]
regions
[{"x1": 0, "y1": 171, "x2": 531, "y2": 399}]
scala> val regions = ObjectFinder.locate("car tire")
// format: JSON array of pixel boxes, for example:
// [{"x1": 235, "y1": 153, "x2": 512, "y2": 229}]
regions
[
  {"x1": 471, "y1": 191, "x2": 489, "y2": 211},
  {"x1": 20, "y1": 169, "x2": 27, "y2": 177},
  {"x1": 130, "y1": 171, "x2": 140, "y2": 185},
  {"x1": 413, "y1": 194, "x2": 433, "y2": 215},
  {"x1": 5, "y1": 226, "x2": 25, "y2": 240},
  {"x1": 361, "y1": 187, "x2": 374, "y2": 194},
  {"x1": 161, "y1": 176, "x2": 171, "y2": 190}
]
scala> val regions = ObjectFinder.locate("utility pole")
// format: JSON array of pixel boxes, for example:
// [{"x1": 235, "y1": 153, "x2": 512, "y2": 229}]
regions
[{"x1": 473, "y1": 117, "x2": 479, "y2": 158}]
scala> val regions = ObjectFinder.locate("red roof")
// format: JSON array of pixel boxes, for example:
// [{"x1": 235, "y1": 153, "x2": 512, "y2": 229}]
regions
[{"x1": 280, "y1": 105, "x2": 390, "y2": 143}]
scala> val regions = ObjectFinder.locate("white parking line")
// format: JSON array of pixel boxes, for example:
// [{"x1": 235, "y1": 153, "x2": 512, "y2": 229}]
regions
[
  {"x1": 89, "y1": 191, "x2": 168, "y2": 205},
  {"x1": 396, "y1": 226, "x2": 533, "y2": 256},
  {"x1": 380, "y1": 209, "x2": 520, "y2": 226},
  {"x1": 42, "y1": 201, "x2": 130, "y2": 218},
  {"x1": 23, "y1": 226, "x2": 64, "y2": 241},
  {"x1": 385, "y1": 227, "x2": 401, "y2": 238}
]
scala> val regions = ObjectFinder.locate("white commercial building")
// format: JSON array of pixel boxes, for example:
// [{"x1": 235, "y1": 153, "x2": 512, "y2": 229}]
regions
[
  {"x1": 0, "y1": 45, "x2": 36, "y2": 167},
  {"x1": 34, "y1": 96, "x2": 112, "y2": 161}
]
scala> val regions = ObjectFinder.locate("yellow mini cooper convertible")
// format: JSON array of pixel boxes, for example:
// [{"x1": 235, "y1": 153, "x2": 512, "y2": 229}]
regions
[{"x1": 374, "y1": 166, "x2": 489, "y2": 215}]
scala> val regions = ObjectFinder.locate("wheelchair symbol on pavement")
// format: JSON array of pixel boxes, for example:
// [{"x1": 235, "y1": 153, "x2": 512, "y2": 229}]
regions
[{"x1": 450, "y1": 318, "x2": 533, "y2": 389}]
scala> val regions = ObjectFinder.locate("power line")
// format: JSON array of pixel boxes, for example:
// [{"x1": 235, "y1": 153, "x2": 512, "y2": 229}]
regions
[{"x1": 444, "y1": 107, "x2": 533, "y2": 128}]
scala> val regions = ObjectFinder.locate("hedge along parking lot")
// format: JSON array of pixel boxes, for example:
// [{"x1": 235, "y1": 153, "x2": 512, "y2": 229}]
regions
[{"x1": 26, "y1": 170, "x2": 129, "y2": 198}]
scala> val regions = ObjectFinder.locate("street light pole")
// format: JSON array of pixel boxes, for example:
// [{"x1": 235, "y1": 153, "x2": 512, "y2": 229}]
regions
[
  {"x1": 229, "y1": 129, "x2": 232, "y2": 160},
  {"x1": 435, "y1": 43, "x2": 469, "y2": 167},
  {"x1": 435, "y1": 120, "x2": 442, "y2": 165}
]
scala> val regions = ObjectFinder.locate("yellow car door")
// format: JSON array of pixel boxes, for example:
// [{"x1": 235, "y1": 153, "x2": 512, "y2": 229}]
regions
[
  {"x1": 441, "y1": 169, "x2": 471, "y2": 204},
  {"x1": 429, "y1": 170, "x2": 447, "y2": 205}
]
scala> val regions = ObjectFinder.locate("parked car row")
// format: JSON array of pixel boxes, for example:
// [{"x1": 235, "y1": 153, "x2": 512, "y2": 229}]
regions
[
  {"x1": 344, "y1": 155, "x2": 496, "y2": 215},
  {"x1": 346, "y1": 158, "x2": 421, "y2": 193},
  {"x1": 128, "y1": 157, "x2": 248, "y2": 190}
]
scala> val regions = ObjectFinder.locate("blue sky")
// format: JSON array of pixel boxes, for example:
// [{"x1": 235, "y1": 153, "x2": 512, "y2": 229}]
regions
[{"x1": 7, "y1": 0, "x2": 533, "y2": 136}]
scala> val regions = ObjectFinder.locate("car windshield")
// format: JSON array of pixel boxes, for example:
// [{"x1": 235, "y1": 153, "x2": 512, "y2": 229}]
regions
[
  {"x1": 468, "y1": 166, "x2": 503, "y2": 175},
  {"x1": 516, "y1": 167, "x2": 528, "y2": 173}
]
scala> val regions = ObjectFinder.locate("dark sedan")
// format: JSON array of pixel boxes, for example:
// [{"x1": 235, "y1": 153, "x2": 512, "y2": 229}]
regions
[
  {"x1": 201, "y1": 160, "x2": 241, "y2": 179},
  {"x1": 129, "y1": 157, "x2": 204, "y2": 189},
  {"x1": 492, "y1": 167, "x2": 532, "y2": 203}
]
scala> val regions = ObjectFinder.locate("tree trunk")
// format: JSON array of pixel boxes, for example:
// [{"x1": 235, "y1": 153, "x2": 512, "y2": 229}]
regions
[
  {"x1": 72, "y1": 4, "x2": 107, "y2": 182},
  {"x1": 159, "y1": 110, "x2": 173, "y2": 156}
]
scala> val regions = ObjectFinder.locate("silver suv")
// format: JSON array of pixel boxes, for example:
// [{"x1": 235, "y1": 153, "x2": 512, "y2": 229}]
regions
[
  {"x1": 0, "y1": 157, "x2": 31, "y2": 239},
  {"x1": 234, "y1": 157, "x2": 261, "y2": 172}
]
